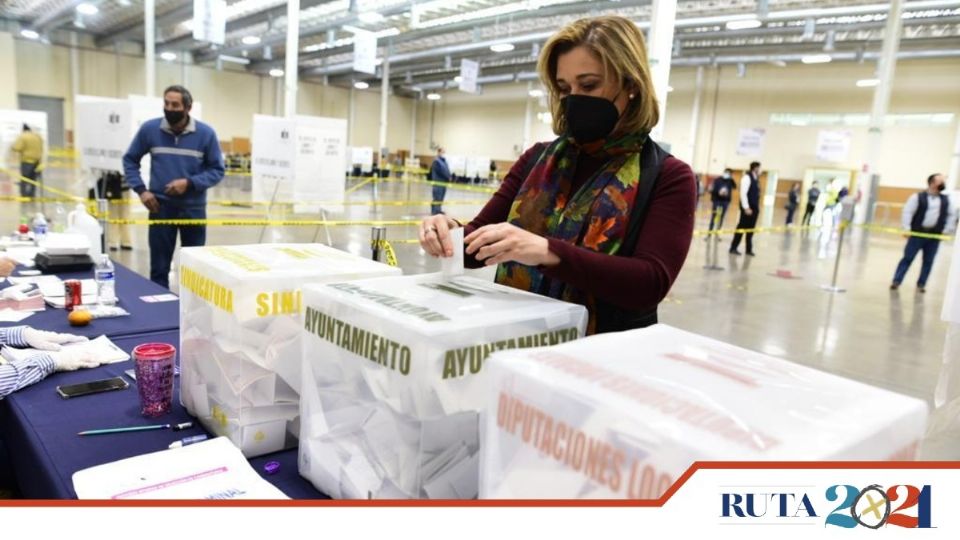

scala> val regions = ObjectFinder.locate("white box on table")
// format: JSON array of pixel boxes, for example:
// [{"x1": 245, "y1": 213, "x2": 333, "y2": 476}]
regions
[
  {"x1": 178, "y1": 243, "x2": 400, "y2": 457},
  {"x1": 299, "y1": 274, "x2": 588, "y2": 499},
  {"x1": 480, "y1": 325, "x2": 929, "y2": 499}
]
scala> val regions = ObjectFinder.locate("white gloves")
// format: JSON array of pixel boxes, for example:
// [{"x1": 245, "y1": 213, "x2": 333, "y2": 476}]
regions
[
  {"x1": 23, "y1": 328, "x2": 88, "y2": 351},
  {"x1": 49, "y1": 348, "x2": 101, "y2": 372}
]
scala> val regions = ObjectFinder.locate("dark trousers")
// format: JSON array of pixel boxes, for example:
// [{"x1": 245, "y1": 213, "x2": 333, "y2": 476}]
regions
[
  {"x1": 431, "y1": 184, "x2": 447, "y2": 215},
  {"x1": 730, "y1": 210, "x2": 759, "y2": 254},
  {"x1": 893, "y1": 236, "x2": 941, "y2": 287},
  {"x1": 802, "y1": 203, "x2": 816, "y2": 226},
  {"x1": 149, "y1": 204, "x2": 207, "y2": 289},
  {"x1": 19, "y1": 162, "x2": 40, "y2": 197},
  {"x1": 786, "y1": 205, "x2": 797, "y2": 225},
  {"x1": 708, "y1": 201, "x2": 729, "y2": 231}
]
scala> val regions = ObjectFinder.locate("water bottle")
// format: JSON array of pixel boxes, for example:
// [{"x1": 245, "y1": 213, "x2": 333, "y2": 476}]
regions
[
  {"x1": 95, "y1": 254, "x2": 117, "y2": 306},
  {"x1": 52, "y1": 203, "x2": 67, "y2": 233},
  {"x1": 32, "y1": 213, "x2": 48, "y2": 244}
]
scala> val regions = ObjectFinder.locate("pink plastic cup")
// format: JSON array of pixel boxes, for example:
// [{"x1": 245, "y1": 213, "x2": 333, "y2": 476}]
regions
[{"x1": 132, "y1": 343, "x2": 176, "y2": 417}]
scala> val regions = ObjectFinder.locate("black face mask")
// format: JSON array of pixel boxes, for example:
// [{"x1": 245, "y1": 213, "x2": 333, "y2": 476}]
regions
[
  {"x1": 561, "y1": 93, "x2": 622, "y2": 144},
  {"x1": 164, "y1": 109, "x2": 185, "y2": 126},
  {"x1": 937, "y1": 183, "x2": 947, "y2": 193}
]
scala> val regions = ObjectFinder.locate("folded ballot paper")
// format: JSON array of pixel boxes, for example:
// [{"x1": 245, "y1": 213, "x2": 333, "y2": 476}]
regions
[
  {"x1": 178, "y1": 244, "x2": 400, "y2": 458},
  {"x1": 299, "y1": 273, "x2": 588, "y2": 499},
  {"x1": 479, "y1": 325, "x2": 930, "y2": 500}
]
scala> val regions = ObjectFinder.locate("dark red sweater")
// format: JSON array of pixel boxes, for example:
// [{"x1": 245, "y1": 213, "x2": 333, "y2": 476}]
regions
[{"x1": 464, "y1": 144, "x2": 697, "y2": 312}]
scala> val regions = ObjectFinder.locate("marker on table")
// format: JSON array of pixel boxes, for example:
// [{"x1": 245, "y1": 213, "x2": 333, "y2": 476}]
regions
[
  {"x1": 78, "y1": 422, "x2": 193, "y2": 436},
  {"x1": 169, "y1": 434, "x2": 208, "y2": 449}
]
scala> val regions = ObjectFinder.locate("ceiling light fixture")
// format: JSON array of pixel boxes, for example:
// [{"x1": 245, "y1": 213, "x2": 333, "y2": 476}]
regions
[
  {"x1": 426, "y1": 93, "x2": 442, "y2": 100},
  {"x1": 76, "y1": 3, "x2": 98, "y2": 16},
  {"x1": 358, "y1": 11, "x2": 385, "y2": 24},
  {"x1": 20, "y1": 29, "x2": 39, "y2": 40},
  {"x1": 241, "y1": 36, "x2": 261, "y2": 45},
  {"x1": 269, "y1": 68, "x2": 285, "y2": 77},
  {"x1": 801, "y1": 54, "x2": 832, "y2": 64},
  {"x1": 856, "y1": 78, "x2": 880, "y2": 87},
  {"x1": 354, "y1": 81, "x2": 370, "y2": 89},
  {"x1": 490, "y1": 43, "x2": 516, "y2": 53},
  {"x1": 725, "y1": 18, "x2": 763, "y2": 30},
  {"x1": 528, "y1": 89, "x2": 544, "y2": 98},
  {"x1": 160, "y1": 51, "x2": 177, "y2": 61}
]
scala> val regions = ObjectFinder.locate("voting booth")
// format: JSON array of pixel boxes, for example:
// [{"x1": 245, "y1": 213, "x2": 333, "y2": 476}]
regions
[
  {"x1": 178, "y1": 244, "x2": 400, "y2": 457},
  {"x1": 298, "y1": 274, "x2": 587, "y2": 499},
  {"x1": 480, "y1": 325, "x2": 929, "y2": 499},
  {"x1": 251, "y1": 114, "x2": 347, "y2": 214}
]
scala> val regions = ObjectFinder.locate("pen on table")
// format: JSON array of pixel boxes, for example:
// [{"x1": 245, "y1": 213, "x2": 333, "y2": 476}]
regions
[
  {"x1": 169, "y1": 434, "x2": 208, "y2": 449},
  {"x1": 78, "y1": 422, "x2": 193, "y2": 436}
]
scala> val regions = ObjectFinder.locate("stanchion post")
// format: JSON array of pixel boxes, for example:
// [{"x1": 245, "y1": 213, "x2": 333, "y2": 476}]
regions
[
  {"x1": 371, "y1": 226, "x2": 386, "y2": 262},
  {"x1": 97, "y1": 198, "x2": 108, "y2": 255},
  {"x1": 703, "y1": 207, "x2": 724, "y2": 271}
]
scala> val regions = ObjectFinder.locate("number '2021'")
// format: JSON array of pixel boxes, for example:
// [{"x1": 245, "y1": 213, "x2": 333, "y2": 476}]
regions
[{"x1": 825, "y1": 484, "x2": 932, "y2": 528}]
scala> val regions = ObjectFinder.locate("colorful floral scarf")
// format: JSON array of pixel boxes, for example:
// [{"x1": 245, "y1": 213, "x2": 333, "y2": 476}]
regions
[{"x1": 495, "y1": 131, "x2": 647, "y2": 333}]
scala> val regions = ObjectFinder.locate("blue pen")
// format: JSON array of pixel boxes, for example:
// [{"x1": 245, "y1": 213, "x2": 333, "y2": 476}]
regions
[{"x1": 168, "y1": 434, "x2": 208, "y2": 449}]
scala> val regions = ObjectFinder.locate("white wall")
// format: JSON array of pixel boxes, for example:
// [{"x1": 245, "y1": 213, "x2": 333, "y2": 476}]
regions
[
  {"x1": 0, "y1": 33, "x2": 17, "y2": 109},
  {"x1": 12, "y1": 37, "x2": 416, "y2": 151},
  {"x1": 661, "y1": 59, "x2": 960, "y2": 187}
]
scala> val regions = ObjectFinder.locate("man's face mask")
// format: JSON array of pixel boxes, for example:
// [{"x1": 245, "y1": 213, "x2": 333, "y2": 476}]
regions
[
  {"x1": 561, "y1": 92, "x2": 623, "y2": 144},
  {"x1": 164, "y1": 109, "x2": 185, "y2": 125}
]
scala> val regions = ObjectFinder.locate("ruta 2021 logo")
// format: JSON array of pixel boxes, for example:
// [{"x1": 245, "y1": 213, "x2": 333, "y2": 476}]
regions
[{"x1": 722, "y1": 484, "x2": 932, "y2": 528}]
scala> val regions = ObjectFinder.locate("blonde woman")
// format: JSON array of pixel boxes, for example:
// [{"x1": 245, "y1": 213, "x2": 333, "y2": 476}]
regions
[{"x1": 419, "y1": 16, "x2": 696, "y2": 334}]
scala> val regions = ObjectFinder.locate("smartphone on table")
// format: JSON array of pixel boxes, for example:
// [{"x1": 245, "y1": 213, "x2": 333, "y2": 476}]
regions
[{"x1": 56, "y1": 376, "x2": 129, "y2": 399}]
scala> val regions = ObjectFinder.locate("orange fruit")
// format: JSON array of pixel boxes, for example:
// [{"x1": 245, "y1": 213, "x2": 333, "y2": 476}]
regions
[{"x1": 68, "y1": 310, "x2": 92, "y2": 327}]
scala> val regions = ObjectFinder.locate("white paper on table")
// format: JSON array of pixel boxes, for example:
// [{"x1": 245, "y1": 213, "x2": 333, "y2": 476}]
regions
[
  {"x1": 0, "y1": 335, "x2": 130, "y2": 364},
  {"x1": 72, "y1": 436, "x2": 289, "y2": 500},
  {"x1": 441, "y1": 227, "x2": 465, "y2": 278},
  {"x1": 45, "y1": 295, "x2": 98, "y2": 308},
  {"x1": 3, "y1": 247, "x2": 40, "y2": 266},
  {"x1": 0, "y1": 309, "x2": 33, "y2": 323}
]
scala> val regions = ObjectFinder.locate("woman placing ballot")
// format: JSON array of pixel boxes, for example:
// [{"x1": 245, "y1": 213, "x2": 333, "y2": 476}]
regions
[
  {"x1": 418, "y1": 16, "x2": 696, "y2": 334},
  {"x1": 0, "y1": 326, "x2": 100, "y2": 399}
]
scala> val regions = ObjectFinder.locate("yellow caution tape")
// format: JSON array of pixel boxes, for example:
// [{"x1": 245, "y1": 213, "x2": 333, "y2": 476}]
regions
[
  {"x1": 103, "y1": 218, "x2": 423, "y2": 227},
  {"x1": 373, "y1": 239, "x2": 399, "y2": 267}
]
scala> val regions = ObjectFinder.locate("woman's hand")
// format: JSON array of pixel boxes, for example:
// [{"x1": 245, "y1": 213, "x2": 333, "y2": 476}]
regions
[
  {"x1": 418, "y1": 214, "x2": 460, "y2": 258},
  {"x1": 464, "y1": 223, "x2": 560, "y2": 267}
]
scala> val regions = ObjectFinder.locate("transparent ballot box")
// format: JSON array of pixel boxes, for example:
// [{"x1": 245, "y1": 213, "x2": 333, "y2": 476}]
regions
[
  {"x1": 299, "y1": 274, "x2": 588, "y2": 499},
  {"x1": 179, "y1": 244, "x2": 400, "y2": 457},
  {"x1": 480, "y1": 325, "x2": 929, "y2": 499}
]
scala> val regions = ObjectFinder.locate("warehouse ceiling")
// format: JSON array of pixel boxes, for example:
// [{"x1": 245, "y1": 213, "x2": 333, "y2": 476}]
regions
[{"x1": 3, "y1": 0, "x2": 960, "y2": 93}]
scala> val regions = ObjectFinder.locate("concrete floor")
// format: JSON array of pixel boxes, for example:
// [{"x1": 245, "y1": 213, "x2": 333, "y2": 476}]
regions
[{"x1": 2, "y1": 166, "x2": 953, "y2": 408}]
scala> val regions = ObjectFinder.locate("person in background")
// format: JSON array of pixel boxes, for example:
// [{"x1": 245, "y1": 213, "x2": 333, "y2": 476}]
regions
[
  {"x1": 729, "y1": 161, "x2": 761, "y2": 256},
  {"x1": 489, "y1": 160, "x2": 498, "y2": 184},
  {"x1": 785, "y1": 183, "x2": 801, "y2": 225},
  {"x1": 418, "y1": 15, "x2": 696, "y2": 334},
  {"x1": 10, "y1": 124, "x2": 44, "y2": 215},
  {"x1": 0, "y1": 326, "x2": 101, "y2": 399},
  {"x1": 429, "y1": 147, "x2": 452, "y2": 215},
  {"x1": 122, "y1": 85, "x2": 225, "y2": 289},
  {"x1": 90, "y1": 170, "x2": 133, "y2": 251},
  {"x1": 707, "y1": 168, "x2": 735, "y2": 239},
  {"x1": 802, "y1": 181, "x2": 820, "y2": 226},
  {"x1": 890, "y1": 173, "x2": 957, "y2": 293}
]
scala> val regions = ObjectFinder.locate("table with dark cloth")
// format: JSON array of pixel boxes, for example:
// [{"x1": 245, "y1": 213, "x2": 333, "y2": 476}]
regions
[
  {"x1": 0, "y1": 329, "x2": 326, "y2": 499},
  {"x1": 0, "y1": 262, "x2": 180, "y2": 338}
]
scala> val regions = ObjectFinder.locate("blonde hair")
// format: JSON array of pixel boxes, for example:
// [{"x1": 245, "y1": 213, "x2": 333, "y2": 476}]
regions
[{"x1": 537, "y1": 16, "x2": 660, "y2": 136}]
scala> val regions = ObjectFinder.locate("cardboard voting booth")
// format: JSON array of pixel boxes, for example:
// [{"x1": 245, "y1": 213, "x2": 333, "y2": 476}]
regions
[
  {"x1": 299, "y1": 274, "x2": 588, "y2": 499},
  {"x1": 480, "y1": 325, "x2": 929, "y2": 499},
  {"x1": 179, "y1": 243, "x2": 400, "y2": 457}
]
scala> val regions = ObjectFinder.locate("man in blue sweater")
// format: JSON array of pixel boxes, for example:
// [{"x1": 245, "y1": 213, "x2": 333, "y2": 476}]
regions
[{"x1": 123, "y1": 85, "x2": 225, "y2": 288}]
